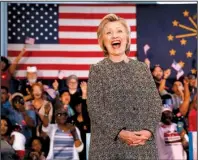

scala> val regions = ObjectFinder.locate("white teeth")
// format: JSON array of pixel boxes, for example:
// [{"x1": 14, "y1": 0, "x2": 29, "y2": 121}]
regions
[
  {"x1": 112, "y1": 43, "x2": 120, "y2": 45},
  {"x1": 112, "y1": 41, "x2": 120, "y2": 45}
]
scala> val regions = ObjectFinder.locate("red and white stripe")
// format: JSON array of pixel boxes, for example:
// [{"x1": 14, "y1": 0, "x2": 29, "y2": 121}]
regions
[{"x1": 8, "y1": 4, "x2": 137, "y2": 79}]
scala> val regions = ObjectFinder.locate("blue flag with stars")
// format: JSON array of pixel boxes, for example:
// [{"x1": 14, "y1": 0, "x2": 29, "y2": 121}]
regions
[{"x1": 137, "y1": 4, "x2": 197, "y2": 80}]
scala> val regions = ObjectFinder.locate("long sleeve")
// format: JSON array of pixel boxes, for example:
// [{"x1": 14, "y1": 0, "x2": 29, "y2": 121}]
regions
[{"x1": 87, "y1": 64, "x2": 124, "y2": 141}]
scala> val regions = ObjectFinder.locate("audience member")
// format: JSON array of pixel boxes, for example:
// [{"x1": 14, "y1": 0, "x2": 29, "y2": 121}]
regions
[
  {"x1": 188, "y1": 73, "x2": 197, "y2": 102},
  {"x1": 72, "y1": 98, "x2": 90, "y2": 160},
  {"x1": 1, "y1": 116, "x2": 19, "y2": 160},
  {"x1": 18, "y1": 66, "x2": 39, "y2": 101},
  {"x1": 171, "y1": 78, "x2": 190, "y2": 121},
  {"x1": 1, "y1": 116, "x2": 13, "y2": 142},
  {"x1": 36, "y1": 125, "x2": 50, "y2": 157},
  {"x1": 42, "y1": 107, "x2": 84, "y2": 160},
  {"x1": 25, "y1": 83, "x2": 53, "y2": 123},
  {"x1": 151, "y1": 65, "x2": 171, "y2": 95},
  {"x1": 10, "y1": 124, "x2": 26, "y2": 160},
  {"x1": 1, "y1": 47, "x2": 26, "y2": 92},
  {"x1": 156, "y1": 106, "x2": 188, "y2": 160},
  {"x1": 9, "y1": 93, "x2": 36, "y2": 146},
  {"x1": 1, "y1": 86, "x2": 12, "y2": 117},
  {"x1": 27, "y1": 137, "x2": 46, "y2": 160}
]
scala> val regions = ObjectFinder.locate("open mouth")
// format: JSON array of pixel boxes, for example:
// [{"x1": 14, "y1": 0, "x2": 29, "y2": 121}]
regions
[
  {"x1": 111, "y1": 41, "x2": 121, "y2": 49},
  {"x1": 35, "y1": 94, "x2": 41, "y2": 97}
]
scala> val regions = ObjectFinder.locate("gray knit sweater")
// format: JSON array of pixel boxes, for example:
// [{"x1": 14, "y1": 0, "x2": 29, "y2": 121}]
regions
[{"x1": 87, "y1": 58, "x2": 162, "y2": 160}]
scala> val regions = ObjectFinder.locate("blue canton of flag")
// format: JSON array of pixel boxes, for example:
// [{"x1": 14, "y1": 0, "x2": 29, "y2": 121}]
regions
[{"x1": 8, "y1": 3, "x2": 59, "y2": 44}]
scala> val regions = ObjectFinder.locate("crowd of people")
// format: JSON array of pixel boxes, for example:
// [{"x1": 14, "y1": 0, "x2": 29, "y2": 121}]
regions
[
  {"x1": 151, "y1": 64, "x2": 197, "y2": 160},
  {"x1": 1, "y1": 53, "x2": 90, "y2": 160}
]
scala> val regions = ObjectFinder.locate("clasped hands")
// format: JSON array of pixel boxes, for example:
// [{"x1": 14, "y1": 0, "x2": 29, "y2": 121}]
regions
[{"x1": 118, "y1": 130, "x2": 152, "y2": 146}]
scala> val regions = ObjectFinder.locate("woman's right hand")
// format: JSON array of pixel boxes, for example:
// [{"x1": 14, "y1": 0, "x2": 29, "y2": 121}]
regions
[{"x1": 44, "y1": 102, "x2": 51, "y2": 115}]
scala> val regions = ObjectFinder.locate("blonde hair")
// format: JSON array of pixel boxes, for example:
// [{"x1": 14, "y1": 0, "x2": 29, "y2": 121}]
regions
[
  {"x1": 31, "y1": 82, "x2": 44, "y2": 98},
  {"x1": 97, "y1": 13, "x2": 131, "y2": 56}
]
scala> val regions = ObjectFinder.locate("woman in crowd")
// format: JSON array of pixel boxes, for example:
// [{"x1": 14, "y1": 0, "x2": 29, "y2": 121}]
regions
[
  {"x1": 36, "y1": 125, "x2": 50, "y2": 157},
  {"x1": 1, "y1": 47, "x2": 26, "y2": 92},
  {"x1": 87, "y1": 13, "x2": 162, "y2": 160},
  {"x1": 42, "y1": 106, "x2": 84, "y2": 160},
  {"x1": 72, "y1": 98, "x2": 90, "y2": 160},
  {"x1": 9, "y1": 93, "x2": 36, "y2": 147},
  {"x1": 156, "y1": 95, "x2": 188, "y2": 160},
  {"x1": 1, "y1": 116, "x2": 13, "y2": 143},
  {"x1": 26, "y1": 83, "x2": 53, "y2": 124},
  {"x1": 27, "y1": 137, "x2": 46, "y2": 160},
  {"x1": 1, "y1": 116, "x2": 19, "y2": 160}
]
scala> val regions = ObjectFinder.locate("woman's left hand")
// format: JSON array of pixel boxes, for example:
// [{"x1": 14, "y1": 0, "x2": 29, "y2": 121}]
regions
[{"x1": 129, "y1": 130, "x2": 152, "y2": 146}]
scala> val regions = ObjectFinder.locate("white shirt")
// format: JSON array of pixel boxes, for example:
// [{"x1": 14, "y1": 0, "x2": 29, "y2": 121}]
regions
[
  {"x1": 11, "y1": 131, "x2": 26, "y2": 150},
  {"x1": 156, "y1": 122, "x2": 187, "y2": 160}
]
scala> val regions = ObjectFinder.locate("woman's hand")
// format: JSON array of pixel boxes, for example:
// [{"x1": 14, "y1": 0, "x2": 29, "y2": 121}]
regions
[
  {"x1": 80, "y1": 81, "x2": 87, "y2": 99},
  {"x1": 163, "y1": 69, "x2": 171, "y2": 79},
  {"x1": 74, "y1": 139, "x2": 82, "y2": 148},
  {"x1": 44, "y1": 102, "x2": 51, "y2": 115},
  {"x1": 119, "y1": 130, "x2": 149, "y2": 146},
  {"x1": 144, "y1": 58, "x2": 150, "y2": 68},
  {"x1": 70, "y1": 125, "x2": 82, "y2": 147},
  {"x1": 130, "y1": 130, "x2": 152, "y2": 146},
  {"x1": 30, "y1": 151, "x2": 40, "y2": 160}
]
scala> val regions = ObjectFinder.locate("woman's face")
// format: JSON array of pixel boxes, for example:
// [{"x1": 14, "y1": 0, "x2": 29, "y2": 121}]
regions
[
  {"x1": 172, "y1": 81, "x2": 184, "y2": 94},
  {"x1": 32, "y1": 85, "x2": 42, "y2": 99},
  {"x1": 75, "y1": 103, "x2": 82, "y2": 113},
  {"x1": 56, "y1": 112, "x2": 67, "y2": 125},
  {"x1": 161, "y1": 111, "x2": 173, "y2": 125},
  {"x1": 1, "y1": 61, "x2": 6, "y2": 71},
  {"x1": 32, "y1": 139, "x2": 42, "y2": 152},
  {"x1": 60, "y1": 92, "x2": 71, "y2": 105},
  {"x1": 13, "y1": 96, "x2": 24, "y2": 110},
  {"x1": 1, "y1": 119, "x2": 8, "y2": 136},
  {"x1": 102, "y1": 21, "x2": 128, "y2": 57},
  {"x1": 152, "y1": 67, "x2": 163, "y2": 81},
  {"x1": 67, "y1": 79, "x2": 78, "y2": 90}
]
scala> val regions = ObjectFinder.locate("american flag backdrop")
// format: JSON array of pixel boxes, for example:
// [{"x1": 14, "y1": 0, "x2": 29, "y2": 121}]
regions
[{"x1": 7, "y1": 3, "x2": 137, "y2": 79}]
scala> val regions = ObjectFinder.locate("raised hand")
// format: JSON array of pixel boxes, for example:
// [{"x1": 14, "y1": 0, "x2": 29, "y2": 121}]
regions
[
  {"x1": 164, "y1": 69, "x2": 171, "y2": 79},
  {"x1": 183, "y1": 77, "x2": 189, "y2": 85},
  {"x1": 144, "y1": 58, "x2": 150, "y2": 68},
  {"x1": 21, "y1": 46, "x2": 26, "y2": 53},
  {"x1": 80, "y1": 81, "x2": 87, "y2": 94},
  {"x1": 44, "y1": 102, "x2": 51, "y2": 115}
]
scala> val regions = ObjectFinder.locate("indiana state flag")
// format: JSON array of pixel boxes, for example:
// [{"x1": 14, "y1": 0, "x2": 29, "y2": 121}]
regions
[{"x1": 137, "y1": 4, "x2": 197, "y2": 80}]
